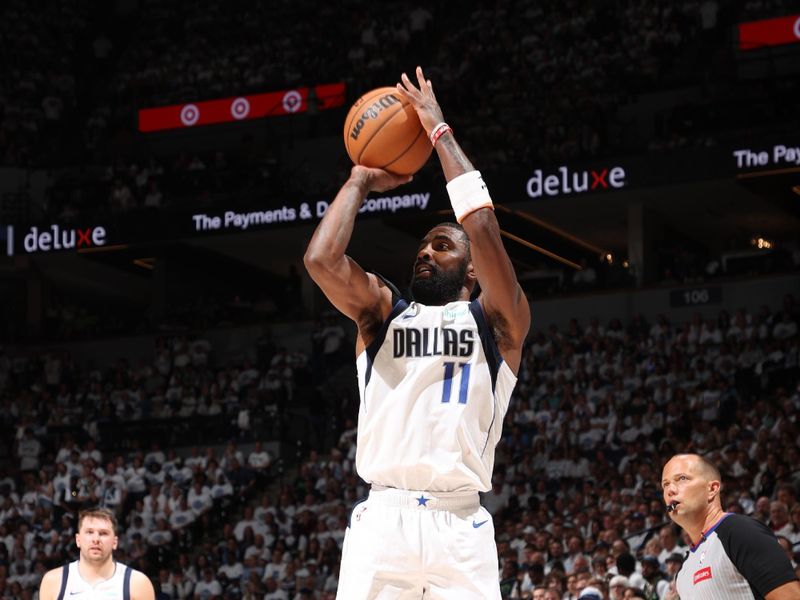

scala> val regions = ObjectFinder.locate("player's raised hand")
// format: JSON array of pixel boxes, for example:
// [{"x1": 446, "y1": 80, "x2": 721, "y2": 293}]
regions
[
  {"x1": 349, "y1": 165, "x2": 412, "y2": 193},
  {"x1": 396, "y1": 66, "x2": 445, "y2": 136}
]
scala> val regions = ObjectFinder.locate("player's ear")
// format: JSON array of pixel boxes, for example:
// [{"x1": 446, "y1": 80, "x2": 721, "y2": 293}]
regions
[{"x1": 466, "y1": 261, "x2": 477, "y2": 282}]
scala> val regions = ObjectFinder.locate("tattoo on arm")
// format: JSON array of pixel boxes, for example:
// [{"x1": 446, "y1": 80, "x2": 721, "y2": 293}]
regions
[{"x1": 438, "y1": 136, "x2": 474, "y2": 174}]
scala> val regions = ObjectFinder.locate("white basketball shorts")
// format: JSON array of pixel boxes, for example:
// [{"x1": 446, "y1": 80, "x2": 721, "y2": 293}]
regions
[{"x1": 336, "y1": 486, "x2": 501, "y2": 599}]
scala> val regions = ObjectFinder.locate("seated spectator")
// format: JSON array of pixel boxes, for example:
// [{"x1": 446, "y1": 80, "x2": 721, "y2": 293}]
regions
[
  {"x1": 193, "y1": 567, "x2": 223, "y2": 599},
  {"x1": 247, "y1": 441, "x2": 272, "y2": 474}
]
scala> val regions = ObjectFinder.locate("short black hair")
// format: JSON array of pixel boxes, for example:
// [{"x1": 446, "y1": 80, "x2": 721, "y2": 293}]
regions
[
  {"x1": 431, "y1": 222, "x2": 471, "y2": 259},
  {"x1": 617, "y1": 552, "x2": 636, "y2": 573}
]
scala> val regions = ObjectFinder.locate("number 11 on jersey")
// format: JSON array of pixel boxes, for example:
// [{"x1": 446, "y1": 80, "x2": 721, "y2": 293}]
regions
[{"x1": 441, "y1": 361, "x2": 471, "y2": 404}]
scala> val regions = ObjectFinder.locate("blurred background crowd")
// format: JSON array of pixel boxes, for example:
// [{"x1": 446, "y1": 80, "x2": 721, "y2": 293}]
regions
[
  {"x1": 2, "y1": 299, "x2": 799, "y2": 598},
  {"x1": 1, "y1": 0, "x2": 799, "y2": 598}
]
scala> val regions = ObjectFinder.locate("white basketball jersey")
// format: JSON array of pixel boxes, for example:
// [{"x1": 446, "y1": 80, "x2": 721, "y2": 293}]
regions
[
  {"x1": 355, "y1": 299, "x2": 517, "y2": 492},
  {"x1": 58, "y1": 560, "x2": 132, "y2": 600}
]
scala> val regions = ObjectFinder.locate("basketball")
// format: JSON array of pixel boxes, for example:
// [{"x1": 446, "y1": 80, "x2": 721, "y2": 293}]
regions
[{"x1": 343, "y1": 86, "x2": 433, "y2": 176}]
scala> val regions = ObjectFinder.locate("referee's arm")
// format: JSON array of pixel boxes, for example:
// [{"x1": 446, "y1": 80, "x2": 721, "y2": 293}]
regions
[
  {"x1": 765, "y1": 581, "x2": 800, "y2": 600},
  {"x1": 719, "y1": 515, "x2": 800, "y2": 599}
]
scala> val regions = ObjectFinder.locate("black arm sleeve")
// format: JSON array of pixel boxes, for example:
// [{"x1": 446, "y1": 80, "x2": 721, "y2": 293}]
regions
[{"x1": 716, "y1": 514, "x2": 798, "y2": 598}]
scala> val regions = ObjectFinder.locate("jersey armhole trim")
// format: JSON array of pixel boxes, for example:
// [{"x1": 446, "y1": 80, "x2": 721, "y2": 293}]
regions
[
  {"x1": 470, "y1": 299, "x2": 505, "y2": 458},
  {"x1": 369, "y1": 271, "x2": 403, "y2": 305},
  {"x1": 468, "y1": 299, "x2": 503, "y2": 391},
  {"x1": 56, "y1": 563, "x2": 70, "y2": 600},
  {"x1": 123, "y1": 565, "x2": 132, "y2": 600}
]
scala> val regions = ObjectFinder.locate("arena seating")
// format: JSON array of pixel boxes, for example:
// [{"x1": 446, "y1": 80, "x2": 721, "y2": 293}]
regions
[
  {"x1": 2, "y1": 299, "x2": 798, "y2": 598},
  {"x1": 2, "y1": 1, "x2": 799, "y2": 598}
]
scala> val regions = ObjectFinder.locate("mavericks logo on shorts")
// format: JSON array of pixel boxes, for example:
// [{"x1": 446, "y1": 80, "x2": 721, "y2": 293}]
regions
[{"x1": 693, "y1": 567, "x2": 712, "y2": 584}]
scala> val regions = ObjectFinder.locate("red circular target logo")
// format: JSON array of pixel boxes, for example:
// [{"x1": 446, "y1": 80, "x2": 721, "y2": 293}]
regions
[
  {"x1": 231, "y1": 97, "x2": 250, "y2": 120},
  {"x1": 282, "y1": 90, "x2": 302, "y2": 113},
  {"x1": 180, "y1": 104, "x2": 200, "y2": 126}
]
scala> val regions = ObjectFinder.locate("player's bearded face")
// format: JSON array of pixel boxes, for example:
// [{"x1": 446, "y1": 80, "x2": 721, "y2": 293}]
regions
[{"x1": 410, "y1": 258, "x2": 468, "y2": 305}]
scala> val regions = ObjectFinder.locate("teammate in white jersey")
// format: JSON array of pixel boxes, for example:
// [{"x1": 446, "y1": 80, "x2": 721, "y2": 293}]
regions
[
  {"x1": 39, "y1": 507, "x2": 155, "y2": 600},
  {"x1": 305, "y1": 66, "x2": 531, "y2": 599}
]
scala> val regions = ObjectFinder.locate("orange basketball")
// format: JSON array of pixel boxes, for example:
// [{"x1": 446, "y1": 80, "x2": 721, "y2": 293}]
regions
[{"x1": 343, "y1": 86, "x2": 433, "y2": 176}]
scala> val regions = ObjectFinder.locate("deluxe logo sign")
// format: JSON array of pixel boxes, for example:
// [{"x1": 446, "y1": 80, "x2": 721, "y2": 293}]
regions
[
  {"x1": 526, "y1": 165, "x2": 626, "y2": 198},
  {"x1": 733, "y1": 143, "x2": 800, "y2": 169},
  {"x1": 3, "y1": 224, "x2": 107, "y2": 256}
]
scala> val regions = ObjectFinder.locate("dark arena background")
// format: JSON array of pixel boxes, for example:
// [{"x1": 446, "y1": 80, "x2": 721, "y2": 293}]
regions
[{"x1": 1, "y1": 1, "x2": 799, "y2": 599}]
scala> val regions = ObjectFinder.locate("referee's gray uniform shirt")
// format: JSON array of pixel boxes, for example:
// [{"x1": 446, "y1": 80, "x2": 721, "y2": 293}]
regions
[{"x1": 676, "y1": 513, "x2": 797, "y2": 599}]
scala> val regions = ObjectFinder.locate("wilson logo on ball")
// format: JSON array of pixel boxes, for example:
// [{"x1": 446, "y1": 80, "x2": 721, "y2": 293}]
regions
[
  {"x1": 349, "y1": 94, "x2": 401, "y2": 141},
  {"x1": 343, "y1": 86, "x2": 432, "y2": 176}
]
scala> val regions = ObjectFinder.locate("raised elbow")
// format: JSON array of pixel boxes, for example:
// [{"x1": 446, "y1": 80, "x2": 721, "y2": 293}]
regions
[
  {"x1": 303, "y1": 248, "x2": 330, "y2": 276},
  {"x1": 303, "y1": 249, "x2": 319, "y2": 272}
]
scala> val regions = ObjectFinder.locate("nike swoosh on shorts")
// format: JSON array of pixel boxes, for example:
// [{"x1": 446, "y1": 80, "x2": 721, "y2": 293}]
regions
[{"x1": 472, "y1": 519, "x2": 488, "y2": 528}]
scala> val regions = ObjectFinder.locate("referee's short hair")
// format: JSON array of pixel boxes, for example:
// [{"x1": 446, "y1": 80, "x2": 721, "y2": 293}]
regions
[
  {"x1": 695, "y1": 454, "x2": 721, "y2": 482},
  {"x1": 672, "y1": 454, "x2": 721, "y2": 482}
]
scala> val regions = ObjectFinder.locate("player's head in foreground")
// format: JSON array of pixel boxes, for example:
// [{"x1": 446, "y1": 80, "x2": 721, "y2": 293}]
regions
[
  {"x1": 410, "y1": 222, "x2": 476, "y2": 305},
  {"x1": 76, "y1": 507, "x2": 119, "y2": 565}
]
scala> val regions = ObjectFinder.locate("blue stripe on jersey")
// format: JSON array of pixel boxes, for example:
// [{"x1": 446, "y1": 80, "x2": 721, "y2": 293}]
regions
[
  {"x1": 469, "y1": 299, "x2": 504, "y2": 458},
  {"x1": 364, "y1": 299, "x2": 409, "y2": 388},
  {"x1": 56, "y1": 563, "x2": 70, "y2": 600},
  {"x1": 123, "y1": 565, "x2": 132, "y2": 600},
  {"x1": 468, "y1": 299, "x2": 503, "y2": 391}
]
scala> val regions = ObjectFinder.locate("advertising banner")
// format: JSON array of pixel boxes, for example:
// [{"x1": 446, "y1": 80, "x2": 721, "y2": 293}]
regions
[
  {"x1": 739, "y1": 14, "x2": 800, "y2": 50},
  {"x1": 138, "y1": 83, "x2": 345, "y2": 132}
]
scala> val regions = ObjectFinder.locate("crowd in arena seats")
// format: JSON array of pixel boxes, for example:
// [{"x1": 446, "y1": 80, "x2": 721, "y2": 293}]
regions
[
  {"x1": 0, "y1": 329, "x2": 316, "y2": 597},
  {"x1": 0, "y1": 435, "x2": 273, "y2": 599},
  {"x1": 4, "y1": 0, "x2": 798, "y2": 172},
  {"x1": 0, "y1": 0, "x2": 87, "y2": 167},
  {"x1": 2, "y1": 293, "x2": 798, "y2": 598},
  {"x1": 41, "y1": 150, "x2": 280, "y2": 222}
]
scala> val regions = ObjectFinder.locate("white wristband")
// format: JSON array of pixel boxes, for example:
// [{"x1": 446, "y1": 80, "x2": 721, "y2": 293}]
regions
[{"x1": 445, "y1": 170, "x2": 494, "y2": 223}]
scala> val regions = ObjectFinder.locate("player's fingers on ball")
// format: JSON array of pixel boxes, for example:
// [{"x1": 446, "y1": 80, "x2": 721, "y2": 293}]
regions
[
  {"x1": 416, "y1": 66, "x2": 427, "y2": 87},
  {"x1": 427, "y1": 79, "x2": 436, "y2": 97},
  {"x1": 398, "y1": 86, "x2": 417, "y2": 106}
]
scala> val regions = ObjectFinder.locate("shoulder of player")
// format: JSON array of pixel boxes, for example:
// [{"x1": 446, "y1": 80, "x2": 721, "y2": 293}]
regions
[
  {"x1": 42, "y1": 565, "x2": 65, "y2": 579},
  {"x1": 38, "y1": 566, "x2": 65, "y2": 599},
  {"x1": 477, "y1": 295, "x2": 529, "y2": 356},
  {"x1": 355, "y1": 289, "x2": 396, "y2": 344},
  {"x1": 356, "y1": 273, "x2": 406, "y2": 339},
  {"x1": 129, "y1": 568, "x2": 156, "y2": 599}
]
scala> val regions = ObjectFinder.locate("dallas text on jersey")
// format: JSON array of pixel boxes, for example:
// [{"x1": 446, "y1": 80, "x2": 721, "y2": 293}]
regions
[{"x1": 392, "y1": 327, "x2": 475, "y2": 358}]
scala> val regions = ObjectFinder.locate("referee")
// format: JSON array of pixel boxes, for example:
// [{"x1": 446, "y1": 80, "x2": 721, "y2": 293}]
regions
[{"x1": 661, "y1": 454, "x2": 800, "y2": 599}]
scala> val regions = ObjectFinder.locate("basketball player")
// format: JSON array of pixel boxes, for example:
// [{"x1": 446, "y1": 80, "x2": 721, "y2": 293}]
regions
[
  {"x1": 304, "y1": 66, "x2": 530, "y2": 598},
  {"x1": 38, "y1": 507, "x2": 155, "y2": 600},
  {"x1": 661, "y1": 454, "x2": 799, "y2": 599}
]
